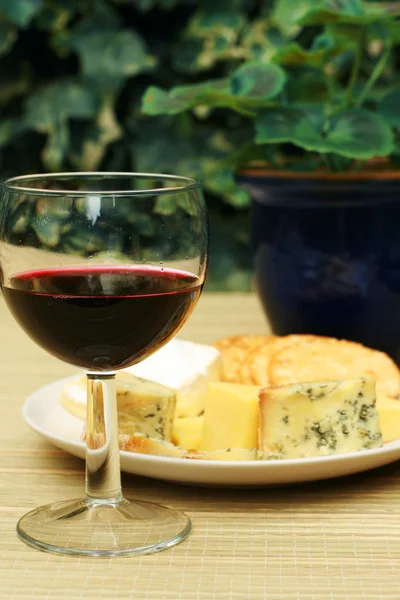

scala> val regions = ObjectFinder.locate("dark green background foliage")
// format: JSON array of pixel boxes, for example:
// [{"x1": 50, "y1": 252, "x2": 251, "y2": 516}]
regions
[{"x1": 1, "y1": 0, "x2": 399, "y2": 290}]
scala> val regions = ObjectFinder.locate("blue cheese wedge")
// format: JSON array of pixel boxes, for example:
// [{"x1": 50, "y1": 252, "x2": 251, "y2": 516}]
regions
[
  {"x1": 126, "y1": 339, "x2": 221, "y2": 418},
  {"x1": 259, "y1": 378, "x2": 383, "y2": 459},
  {"x1": 62, "y1": 373, "x2": 176, "y2": 441}
]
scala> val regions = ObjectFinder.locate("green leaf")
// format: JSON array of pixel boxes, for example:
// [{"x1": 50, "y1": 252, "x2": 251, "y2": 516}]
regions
[
  {"x1": 142, "y1": 86, "x2": 184, "y2": 116},
  {"x1": 175, "y1": 35, "x2": 239, "y2": 73},
  {"x1": 272, "y1": 0, "x2": 314, "y2": 35},
  {"x1": 256, "y1": 107, "x2": 394, "y2": 159},
  {"x1": 0, "y1": 20, "x2": 16, "y2": 55},
  {"x1": 0, "y1": 0, "x2": 43, "y2": 27},
  {"x1": 132, "y1": 117, "x2": 249, "y2": 208},
  {"x1": 135, "y1": 214, "x2": 158, "y2": 238},
  {"x1": 174, "y1": 1, "x2": 247, "y2": 73},
  {"x1": 70, "y1": 96, "x2": 122, "y2": 171},
  {"x1": 178, "y1": 193, "x2": 199, "y2": 216},
  {"x1": 70, "y1": 25, "x2": 155, "y2": 86},
  {"x1": 294, "y1": 111, "x2": 333, "y2": 153},
  {"x1": 377, "y1": 88, "x2": 400, "y2": 130},
  {"x1": 10, "y1": 202, "x2": 32, "y2": 235},
  {"x1": 310, "y1": 27, "x2": 357, "y2": 54},
  {"x1": 255, "y1": 107, "x2": 323, "y2": 146},
  {"x1": 154, "y1": 195, "x2": 178, "y2": 216},
  {"x1": 25, "y1": 81, "x2": 98, "y2": 130},
  {"x1": 286, "y1": 73, "x2": 330, "y2": 104},
  {"x1": 299, "y1": 0, "x2": 389, "y2": 25},
  {"x1": 132, "y1": 116, "x2": 210, "y2": 178},
  {"x1": 42, "y1": 121, "x2": 69, "y2": 170},
  {"x1": 34, "y1": 1, "x2": 76, "y2": 32},
  {"x1": 0, "y1": 118, "x2": 25, "y2": 147},
  {"x1": 25, "y1": 81, "x2": 99, "y2": 170},
  {"x1": 323, "y1": 23, "x2": 361, "y2": 46},
  {"x1": 327, "y1": 109, "x2": 394, "y2": 158},
  {"x1": 36, "y1": 197, "x2": 71, "y2": 218},
  {"x1": 280, "y1": 107, "x2": 329, "y2": 152},
  {"x1": 188, "y1": 4, "x2": 246, "y2": 36},
  {"x1": 63, "y1": 227, "x2": 105, "y2": 253},
  {"x1": 141, "y1": 80, "x2": 230, "y2": 115},
  {"x1": 32, "y1": 217, "x2": 61, "y2": 247},
  {"x1": 314, "y1": 0, "x2": 364, "y2": 18},
  {"x1": 312, "y1": 32, "x2": 333, "y2": 51},
  {"x1": 271, "y1": 42, "x2": 329, "y2": 67},
  {"x1": 385, "y1": 20, "x2": 400, "y2": 43},
  {"x1": 142, "y1": 64, "x2": 286, "y2": 117},
  {"x1": 231, "y1": 62, "x2": 287, "y2": 100},
  {"x1": 205, "y1": 169, "x2": 250, "y2": 208},
  {"x1": 241, "y1": 21, "x2": 287, "y2": 62}
]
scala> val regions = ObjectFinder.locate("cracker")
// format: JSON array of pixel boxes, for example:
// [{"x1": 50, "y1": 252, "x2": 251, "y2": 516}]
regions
[
  {"x1": 215, "y1": 335, "x2": 273, "y2": 383},
  {"x1": 249, "y1": 335, "x2": 318, "y2": 386},
  {"x1": 215, "y1": 335, "x2": 270, "y2": 350},
  {"x1": 238, "y1": 360, "x2": 255, "y2": 384},
  {"x1": 215, "y1": 335, "x2": 241, "y2": 350},
  {"x1": 269, "y1": 337, "x2": 400, "y2": 399}
]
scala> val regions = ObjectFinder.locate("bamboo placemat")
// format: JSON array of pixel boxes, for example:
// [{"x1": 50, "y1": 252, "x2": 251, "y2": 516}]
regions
[{"x1": 1, "y1": 294, "x2": 400, "y2": 599}]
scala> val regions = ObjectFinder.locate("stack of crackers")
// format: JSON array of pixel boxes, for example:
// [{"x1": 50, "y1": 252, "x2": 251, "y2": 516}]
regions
[{"x1": 215, "y1": 334, "x2": 400, "y2": 401}]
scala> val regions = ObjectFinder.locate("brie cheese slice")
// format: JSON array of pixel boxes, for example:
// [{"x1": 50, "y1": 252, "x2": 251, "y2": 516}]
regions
[{"x1": 126, "y1": 338, "x2": 221, "y2": 418}]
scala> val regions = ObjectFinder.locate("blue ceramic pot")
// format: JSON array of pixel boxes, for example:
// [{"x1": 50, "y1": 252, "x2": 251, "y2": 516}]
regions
[{"x1": 239, "y1": 171, "x2": 400, "y2": 361}]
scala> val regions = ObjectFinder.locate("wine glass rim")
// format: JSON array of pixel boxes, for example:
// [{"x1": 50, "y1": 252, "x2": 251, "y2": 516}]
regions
[{"x1": 3, "y1": 171, "x2": 201, "y2": 197}]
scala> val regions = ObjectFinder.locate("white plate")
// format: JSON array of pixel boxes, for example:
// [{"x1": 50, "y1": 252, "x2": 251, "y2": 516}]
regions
[{"x1": 23, "y1": 376, "x2": 400, "y2": 488}]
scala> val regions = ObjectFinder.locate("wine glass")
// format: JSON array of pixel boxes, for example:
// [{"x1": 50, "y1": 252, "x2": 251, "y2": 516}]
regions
[{"x1": 0, "y1": 172, "x2": 208, "y2": 557}]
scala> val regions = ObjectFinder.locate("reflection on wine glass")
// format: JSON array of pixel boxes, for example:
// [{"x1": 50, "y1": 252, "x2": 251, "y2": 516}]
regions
[{"x1": 0, "y1": 172, "x2": 208, "y2": 556}]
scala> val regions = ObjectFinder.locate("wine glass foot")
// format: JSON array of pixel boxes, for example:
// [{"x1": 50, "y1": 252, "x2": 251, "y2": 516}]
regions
[{"x1": 17, "y1": 497, "x2": 191, "y2": 557}]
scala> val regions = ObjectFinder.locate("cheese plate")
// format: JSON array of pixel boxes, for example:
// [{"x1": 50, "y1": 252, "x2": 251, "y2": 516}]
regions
[{"x1": 23, "y1": 376, "x2": 400, "y2": 488}]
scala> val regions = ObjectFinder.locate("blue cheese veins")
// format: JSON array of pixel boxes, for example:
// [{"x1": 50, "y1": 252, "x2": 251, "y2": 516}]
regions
[
  {"x1": 63, "y1": 372, "x2": 176, "y2": 441},
  {"x1": 259, "y1": 378, "x2": 383, "y2": 459}
]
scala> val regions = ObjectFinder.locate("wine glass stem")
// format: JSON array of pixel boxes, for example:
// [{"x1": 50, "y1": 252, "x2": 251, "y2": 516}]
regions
[{"x1": 85, "y1": 373, "x2": 123, "y2": 503}]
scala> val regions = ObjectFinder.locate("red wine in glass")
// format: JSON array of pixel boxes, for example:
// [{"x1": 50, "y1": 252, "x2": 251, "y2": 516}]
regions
[
  {"x1": 2, "y1": 265, "x2": 202, "y2": 371},
  {"x1": 1, "y1": 171, "x2": 208, "y2": 557}
]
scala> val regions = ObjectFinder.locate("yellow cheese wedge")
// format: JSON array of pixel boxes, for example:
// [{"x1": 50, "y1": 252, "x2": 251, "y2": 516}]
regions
[
  {"x1": 172, "y1": 416, "x2": 204, "y2": 450},
  {"x1": 377, "y1": 396, "x2": 400, "y2": 442},
  {"x1": 201, "y1": 381, "x2": 260, "y2": 451}
]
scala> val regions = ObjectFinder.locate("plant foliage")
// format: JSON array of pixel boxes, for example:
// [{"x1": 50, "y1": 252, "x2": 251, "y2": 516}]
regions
[{"x1": 1, "y1": 0, "x2": 399, "y2": 289}]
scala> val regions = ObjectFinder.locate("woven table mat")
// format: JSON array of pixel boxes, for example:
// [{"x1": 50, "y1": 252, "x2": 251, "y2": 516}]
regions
[{"x1": 1, "y1": 294, "x2": 400, "y2": 599}]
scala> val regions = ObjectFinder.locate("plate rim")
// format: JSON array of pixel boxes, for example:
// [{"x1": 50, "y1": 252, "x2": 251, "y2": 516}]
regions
[{"x1": 22, "y1": 375, "x2": 400, "y2": 471}]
